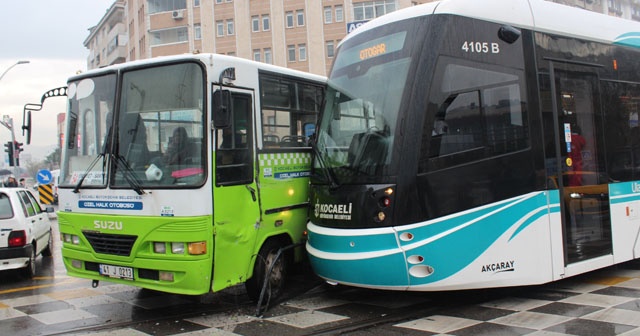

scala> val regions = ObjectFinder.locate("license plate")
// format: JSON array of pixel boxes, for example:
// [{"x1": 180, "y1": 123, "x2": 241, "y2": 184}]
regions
[{"x1": 99, "y1": 264, "x2": 134, "y2": 280}]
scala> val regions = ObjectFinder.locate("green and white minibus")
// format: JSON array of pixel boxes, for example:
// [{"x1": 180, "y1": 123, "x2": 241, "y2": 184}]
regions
[{"x1": 54, "y1": 54, "x2": 325, "y2": 300}]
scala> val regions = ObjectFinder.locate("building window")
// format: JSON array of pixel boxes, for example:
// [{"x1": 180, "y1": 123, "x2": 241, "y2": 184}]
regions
[
  {"x1": 253, "y1": 49, "x2": 261, "y2": 62},
  {"x1": 336, "y1": 5, "x2": 344, "y2": 22},
  {"x1": 148, "y1": 0, "x2": 186, "y2": 14},
  {"x1": 324, "y1": 6, "x2": 333, "y2": 24},
  {"x1": 216, "y1": 20, "x2": 224, "y2": 36},
  {"x1": 215, "y1": 0, "x2": 222, "y2": 3},
  {"x1": 262, "y1": 14, "x2": 270, "y2": 31},
  {"x1": 227, "y1": 19, "x2": 234, "y2": 35},
  {"x1": 286, "y1": 11, "x2": 294, "y2": 28},
  {"x1": 151, "y1": 27, "x2": 189, "y2": 45},
  {"x1": 609, "y1": 0, "x2": 622, "y2": 14},
  {"x1": 326, "y1": 41, "x2": 335, "y2": 58},
  {"x1": 288, "y1": 45, "x2": 296, "y2": 62},
  {"x1": 194, "y1": 23, "x2": 201, "y2": 40},
  {"x1": 264, "y1": 48, "x2": 272, "y2": 64},
  {"x1": 177, "y1": 28, "x2": 187, "y2": 41},
  {"x1": 299, "y1": 44, "x2": 307, "y2": 61},
  {"x1": 353, "y1": 0, "x2": 396, "y2": 20},
  {"x1": 107, "y1": 36, "x2": 118, "y2": 55},
  {"x1": 194, "y1": 0, "x2": 200, "y2": 7},
  {"x1": 297, "y1": 9, "x2": 305, "y2": 26},
  {"x1": 252, "y1": 16, "x2": 260, "y2": 32}
]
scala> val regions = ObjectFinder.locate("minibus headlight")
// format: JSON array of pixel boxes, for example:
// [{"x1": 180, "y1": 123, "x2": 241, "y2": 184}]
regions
[
  {"x1": 153, "y1": 242, "x2": 166, "y2": 254},
  {"x1": 171, "y1": 242, "x2": 185, "y2": 254}
]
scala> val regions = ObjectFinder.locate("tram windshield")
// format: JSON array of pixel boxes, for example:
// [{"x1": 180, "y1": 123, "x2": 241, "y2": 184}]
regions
[
  {"x1": 61, "y1": 62, "x2": 205, "y2": 189},
  {"x1": 314, "y1": 26, "x2": 413, "y2": 181}
]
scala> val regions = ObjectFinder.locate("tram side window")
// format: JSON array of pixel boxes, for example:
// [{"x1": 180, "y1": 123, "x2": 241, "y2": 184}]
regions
[
  {"x1": 259, "y1": 75, "x2": 323, "y2": 148},
  {"x1": 421, "y1": 59, "x2": 528, "y2": 171},
  {"x1": 483, "y1": 83, "x2": 528, "y2": 155},
  {"x1": 602, "y1": 81, "x2": 640, "y2": 181},
  {"x1": 430, "y1": 91, "x2": 483, "y2": 157}
]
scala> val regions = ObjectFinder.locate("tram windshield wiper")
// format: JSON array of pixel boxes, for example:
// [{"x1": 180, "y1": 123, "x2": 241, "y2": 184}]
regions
[{"x1": 310, "y1": 138, "x2": 339, "y2": 189}]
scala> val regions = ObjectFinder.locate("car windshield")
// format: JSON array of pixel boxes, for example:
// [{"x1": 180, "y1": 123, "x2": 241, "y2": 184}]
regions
[{"x1": 314, "y1": 29, "x2": 412, "y2": 180}]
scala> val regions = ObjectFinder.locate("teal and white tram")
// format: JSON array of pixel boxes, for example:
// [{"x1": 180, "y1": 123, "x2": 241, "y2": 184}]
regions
[{"x1": 307, "y1": 0, "x2": 640, "y2": 290}]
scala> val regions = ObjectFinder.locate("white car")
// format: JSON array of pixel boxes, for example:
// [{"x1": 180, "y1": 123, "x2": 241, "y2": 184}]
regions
[{"x1": 0, "y1": 187, "x2": 54, "y2": 278}]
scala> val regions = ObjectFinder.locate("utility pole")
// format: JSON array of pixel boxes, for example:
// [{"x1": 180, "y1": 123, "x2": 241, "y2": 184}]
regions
[{"x1": 0, "y1": 116, "x2": 19, "y2": 169}]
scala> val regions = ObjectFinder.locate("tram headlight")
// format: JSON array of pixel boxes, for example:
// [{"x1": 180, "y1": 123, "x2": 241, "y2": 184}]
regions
[{"x1": 377, "y1": 211, "x2": 386, "y2": 222}]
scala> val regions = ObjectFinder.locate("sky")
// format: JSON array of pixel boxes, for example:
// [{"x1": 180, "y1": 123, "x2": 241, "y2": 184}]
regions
[{"x1": 0, "y1": 1, "x2": 115, "y2": 163}]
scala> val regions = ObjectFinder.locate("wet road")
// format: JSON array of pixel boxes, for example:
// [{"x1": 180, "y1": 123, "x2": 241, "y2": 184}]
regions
[{"x1": 1, "y1": 215, "x2": 639, "y2": 336}]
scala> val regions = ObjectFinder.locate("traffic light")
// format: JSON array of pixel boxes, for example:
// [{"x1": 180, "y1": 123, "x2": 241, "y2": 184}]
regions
[
  {"x1": 4, "y1": 141, "x2": 14, "y2": 166},
  {"x1": 13, "y1": 141, "x2": 22, "y2": 166}
]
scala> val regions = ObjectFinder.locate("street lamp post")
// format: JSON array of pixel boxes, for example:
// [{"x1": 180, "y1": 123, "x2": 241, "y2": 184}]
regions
[{"x1": 0, "y1": 60, "x2": 30, "y2": 82}]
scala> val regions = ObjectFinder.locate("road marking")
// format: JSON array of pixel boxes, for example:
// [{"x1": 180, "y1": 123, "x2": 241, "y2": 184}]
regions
[
  {"x1": 585, "y1": 275, "x2": 632, "y2": 286},
  {"x1": 0, "y1": 278, "x2": 81, "y2": 295}
]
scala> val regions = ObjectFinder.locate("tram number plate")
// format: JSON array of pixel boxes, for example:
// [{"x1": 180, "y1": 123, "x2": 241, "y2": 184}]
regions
[{"x1": 99, "y1": 264, "x2": 134, "y2": 280}]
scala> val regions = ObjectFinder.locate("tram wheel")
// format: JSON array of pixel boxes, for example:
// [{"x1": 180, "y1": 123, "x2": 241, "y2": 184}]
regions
[{"x1": 245, "y1": 239, "x2": 287, "y2": 302}]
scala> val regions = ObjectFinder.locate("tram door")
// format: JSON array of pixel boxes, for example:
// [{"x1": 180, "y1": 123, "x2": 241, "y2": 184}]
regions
[{"x1": 548, "y1": 62, "x2": 612, "y2": 265}]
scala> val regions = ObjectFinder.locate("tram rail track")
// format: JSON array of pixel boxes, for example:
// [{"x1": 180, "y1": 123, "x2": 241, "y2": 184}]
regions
[{"x1": 45, "y1": 272, "x2": 324, "y2": 336}]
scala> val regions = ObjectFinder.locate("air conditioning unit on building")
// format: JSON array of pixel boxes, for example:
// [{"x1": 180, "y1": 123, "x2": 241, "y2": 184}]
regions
[{"x1": 172, "y1": 10, "x2": 184, "y2": 19}]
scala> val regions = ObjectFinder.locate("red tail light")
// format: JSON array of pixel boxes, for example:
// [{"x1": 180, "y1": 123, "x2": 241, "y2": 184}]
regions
[{"x1": 8, "y1": 230, "x2": 26, "y2": 247}]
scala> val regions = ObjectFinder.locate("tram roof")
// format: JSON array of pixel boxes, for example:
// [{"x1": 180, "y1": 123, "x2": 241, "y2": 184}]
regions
[{"x1": 345, "y1": 0, "x2": 640, "y2": 49}]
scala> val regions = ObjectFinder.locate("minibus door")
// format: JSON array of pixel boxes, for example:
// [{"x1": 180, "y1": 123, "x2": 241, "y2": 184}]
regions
[
  {"x1": 548, "y1": 60, "x2": 612, "y2": 265},
  {"x1": 212, "y1": 88, "x2": 260, "y2": 291}
]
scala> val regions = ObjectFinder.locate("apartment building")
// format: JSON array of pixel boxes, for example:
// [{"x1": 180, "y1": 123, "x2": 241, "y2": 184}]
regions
[
  {"x1": 84, "y1": 1, "x2": 127, "y2": 70},
  {"x1": 85, "y1": 0, "x2": 640, "y2": 75}
]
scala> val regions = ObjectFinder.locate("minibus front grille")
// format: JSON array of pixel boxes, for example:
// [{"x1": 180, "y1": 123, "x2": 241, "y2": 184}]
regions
[{"x1": 83, "y1": 231, "x2": 137, "y2": 256}]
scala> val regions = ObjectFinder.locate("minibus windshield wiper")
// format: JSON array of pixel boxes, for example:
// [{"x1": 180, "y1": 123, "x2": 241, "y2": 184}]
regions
[
  {"x1": 113, "y1": 153, "x2": 146, "y2": 195},
  {"x1": 72, "y1": 153, "x2": 108, "y2": 193}
]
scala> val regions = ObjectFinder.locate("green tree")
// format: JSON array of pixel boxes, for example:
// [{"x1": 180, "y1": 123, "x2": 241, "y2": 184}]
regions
[
  {"x1": 45, "y1": 147, "x2": 61, "y2": 169},
  {"x1": 23, "y1": 147, "x2": 61, "y2": 182},
  {"x1": 24, "y1": 158, "x2": 48, "y2": 181}
]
